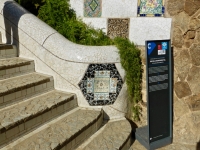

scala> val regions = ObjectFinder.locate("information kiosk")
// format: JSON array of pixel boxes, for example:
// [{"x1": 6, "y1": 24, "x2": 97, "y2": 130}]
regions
[{"x1": 135, "y1": 40, "x2": 172, "y2": 149}]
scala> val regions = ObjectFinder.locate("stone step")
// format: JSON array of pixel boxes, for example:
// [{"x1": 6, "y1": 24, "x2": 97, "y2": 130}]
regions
[
  {"x1": 1, "y1": 108, "x2": 103, "y2": 150},
  {"x1": 0, "y1": 72, "x2": 54, "y2": 108},
  {"x1": 76, "y1": 118, "x2": 132, "y2": 150},
  {"x1": 0, "y1": 45, "x2": 17, "y2": 59},
  {"x1": 0, "y1": 90, "x2": 78, "y2": 147},
  {"x1": 0, "y1": 33, "x2": 2, "y2": 44},
  {"x1": 0, "y1": 57, "x2": 34, "y2": 79}
]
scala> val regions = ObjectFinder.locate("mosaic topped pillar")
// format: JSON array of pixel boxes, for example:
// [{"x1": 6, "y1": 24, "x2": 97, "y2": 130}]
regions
[
  {"x1": 84, "y1": 0, "x2": 102, "y2": 17},
  {"x1": 138, "y1": 0, "x2": 165, "y2": 17}
]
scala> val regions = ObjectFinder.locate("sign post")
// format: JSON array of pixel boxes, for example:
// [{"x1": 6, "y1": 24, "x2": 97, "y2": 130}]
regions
[{"x1": 135, "y1": 40, "x2": 172, "y2": 149}]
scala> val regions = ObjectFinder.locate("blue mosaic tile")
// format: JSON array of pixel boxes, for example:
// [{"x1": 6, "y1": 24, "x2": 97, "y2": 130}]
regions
[
  {"x1": 84, "y1": 0, "x2": 102, "y2": 17},
  {"x1": 78, "y1": 64, "x2": 123, "y2": 106},
  {"x1": 138, "y1": 0, "x2": 164, "y2": 17}
]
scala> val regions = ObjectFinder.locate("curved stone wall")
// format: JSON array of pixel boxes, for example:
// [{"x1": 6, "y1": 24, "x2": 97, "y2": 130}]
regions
[{"x1": 0, "y1": 0, "x2": 128, "y2": 119}]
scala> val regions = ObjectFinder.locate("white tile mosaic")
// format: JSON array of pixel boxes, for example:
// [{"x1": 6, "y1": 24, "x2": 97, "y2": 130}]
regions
[
  {"x1": 102, "y1": 0, "x2": 138, "y2": 17},
  {"x1": 129, "y1": 18, "x2": 172, "y2": 45}
]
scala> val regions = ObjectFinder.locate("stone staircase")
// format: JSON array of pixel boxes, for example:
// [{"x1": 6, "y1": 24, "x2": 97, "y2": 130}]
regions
[{"x1": 0, "y1": 42, "x2": 132, "y2": 149}]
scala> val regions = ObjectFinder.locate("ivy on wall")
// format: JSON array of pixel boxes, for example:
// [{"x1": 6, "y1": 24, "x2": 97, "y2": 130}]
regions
[{"x1": 15, "y1": 0, "x2": 143, "y2": 121}]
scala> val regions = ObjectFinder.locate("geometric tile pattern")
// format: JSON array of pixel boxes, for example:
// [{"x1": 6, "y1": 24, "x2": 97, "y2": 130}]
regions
[
  {"x1": 107, "y1": 18, "x2": 130, "y2": 39},
  {"x1": 78, "y1": 64, "x2": 123, "y2": 106},
  {"x1": 138, "y1": 0, "x2": 165, "y2": 17},
  {"x1": 84, "y1": 0, "x2": 102, "y2": 17}
]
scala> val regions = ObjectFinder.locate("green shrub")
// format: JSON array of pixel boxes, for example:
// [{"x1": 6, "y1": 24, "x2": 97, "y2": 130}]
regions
[
  {"x1": 15, "y1": 0, "x2": 142, "y2": 121},
  {"x1": 38, "y1": 0, "x2": 113, "y2": 45},
  {"x1": 114, "y1": 37, "x2": 142, "y2": 121}
]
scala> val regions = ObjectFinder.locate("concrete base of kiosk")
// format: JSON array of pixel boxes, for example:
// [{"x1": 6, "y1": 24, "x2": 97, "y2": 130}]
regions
[{"x1": 135, "y1": 126, "x2": 172, "y2": 150}]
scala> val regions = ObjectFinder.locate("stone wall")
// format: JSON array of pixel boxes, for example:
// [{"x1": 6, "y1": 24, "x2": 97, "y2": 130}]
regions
[{"x1": 158, "y1": 0, "x2": 200, "y2": 149}]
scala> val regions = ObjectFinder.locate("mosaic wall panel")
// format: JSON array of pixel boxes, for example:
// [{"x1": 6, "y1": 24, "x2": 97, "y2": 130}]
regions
[
  {"x1": 107, "y1": 18, "x2": 130, "y2": 39},
  {"x1": 78, "y1": 64, "x2": 123, "y2": 106},
  {"x1": 84, "y1": 0, "x2": 102, "y2": 17},
  {"x1": 138, "y1": 0, "x2": 165, "y2": 17}
]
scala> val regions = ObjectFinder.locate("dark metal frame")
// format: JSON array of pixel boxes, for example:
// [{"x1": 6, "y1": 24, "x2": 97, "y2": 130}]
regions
[{"x1": 136, "y1": 40, "x2": 172, "y2": 150}]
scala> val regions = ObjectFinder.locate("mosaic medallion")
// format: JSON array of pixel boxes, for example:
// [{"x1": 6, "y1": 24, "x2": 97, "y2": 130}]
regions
[
  {"x1": 84, "y1": 0, "x2": 102, "y2": 17},
  {"x1": 138, "y1": 0, "x2": 165, "y2": 17},
  {"x1": 107, "y1": 18, "x2": 130, "y2": 39},
  {"x1": 78, "y1": 64, "x2": 123, "y2": 106}
]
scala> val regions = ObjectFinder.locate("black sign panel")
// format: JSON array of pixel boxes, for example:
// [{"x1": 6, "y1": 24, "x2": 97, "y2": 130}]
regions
[{"x1": 146, "y1": 40, "x2": 172, "y2": 143}]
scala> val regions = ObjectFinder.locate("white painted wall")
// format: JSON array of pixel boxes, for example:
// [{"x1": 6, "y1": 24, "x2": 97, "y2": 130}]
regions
[{"x1": 70, "y1": 0, "x2": 172, "y2": 45}]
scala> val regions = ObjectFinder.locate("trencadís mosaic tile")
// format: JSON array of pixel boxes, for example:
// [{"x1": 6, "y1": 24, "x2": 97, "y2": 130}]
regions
[
  {"x1": 107, "y1": 18, "x2": 130, "y2": 39},
  {"x1": 138, "y1": 0, "x2": 165, "y2": 17},
  {"x1": 78, "y1": 64, "x2": 123, "y2": 106},
  {"x1": 84, "y1": 0, "x2": 102, "y2": 17}
]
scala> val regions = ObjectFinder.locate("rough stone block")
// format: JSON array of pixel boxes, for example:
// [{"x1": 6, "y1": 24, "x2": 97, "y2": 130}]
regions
[
  {"x1": 190, "y1": 43, "x2": 200, "y2": 66},
  {"x1": 184, "y1": 0, "x2": 200, "y2": 16},
  {"x1": 174, "y1": 99, "x2": 190, "y2": 118},
  {"x1": 187, "y1": 66, "x2": 200, "y2": 94},
  {"x1": 174, "y1": 81, "x2": 192, "y2": 98},
  {"x1": 174, "y1": 49, "x2": 191, "y2": 81},
  {"x1": 185, "y1": 93, "x2": 200, "y2": 111}
]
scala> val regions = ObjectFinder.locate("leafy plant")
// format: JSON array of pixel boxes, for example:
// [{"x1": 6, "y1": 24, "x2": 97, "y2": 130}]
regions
[
  {"x1": 37, "y1": 0, "x2": 113, "y2": 45},
  {"x1": 15, "y1": 0, "x2": 142, "y2": 121},
  {"x1": 114, "y1": 37, "x2": 142, "y2": 121}
]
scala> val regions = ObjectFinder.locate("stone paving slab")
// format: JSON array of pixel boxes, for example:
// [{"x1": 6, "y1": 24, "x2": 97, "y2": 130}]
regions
[
  {"x1": 0, "y1": 90, "x2": 76, "y2": 131},
  {"x1": 129, "y1": 140, "x2": 197, "y2": 150},
  {"x1": 129, "y1": 140, "x2": 146, "y2": 150},
  {"x1": 0, "y1": 72, "x2": 51, "y2": 96},
  {"x1": 0, "y1": 57, "x2": 32, "y2": 70},
  {"x1": 1, "y1": 108, "x2": 102, "y2": 150},
  {"x1": 77, "y1": 118, "x2": 132, "y2": 150}
]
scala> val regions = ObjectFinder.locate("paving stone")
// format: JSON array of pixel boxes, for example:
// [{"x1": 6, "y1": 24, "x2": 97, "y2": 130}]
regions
[
  {"x1": 0, "y1": 72, "x2": 51, "y2": 96},
  {"x1": 2, "y1": 108, "x2": 102, "y2": 150},
  {"x1": 0, "y1": 90, "x2": 76, "y2": 131},
  {"x1": 77, "y1": 119, "x2": 132, "y2": 150},
  {"x1": 0, "y1": 57, "x2": 31, "y2": 70}
]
